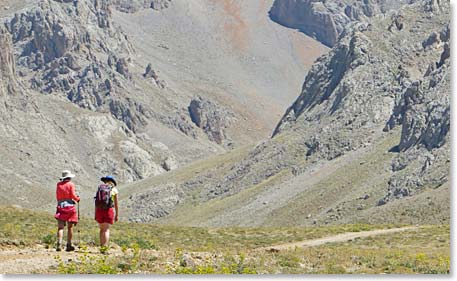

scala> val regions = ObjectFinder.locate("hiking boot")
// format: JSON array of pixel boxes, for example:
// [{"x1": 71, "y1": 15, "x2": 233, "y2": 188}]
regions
[
  {"x1": 66, "y1": 244, "x2": 75, "y2": 252},
  {"x1": 56, "y1": 244, "x2": 62, "y2": 252}
]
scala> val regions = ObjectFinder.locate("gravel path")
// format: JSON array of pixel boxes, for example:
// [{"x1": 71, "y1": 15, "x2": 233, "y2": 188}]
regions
[{"x1": 260, "y1": 226, "x2": 418, "y2": 251}]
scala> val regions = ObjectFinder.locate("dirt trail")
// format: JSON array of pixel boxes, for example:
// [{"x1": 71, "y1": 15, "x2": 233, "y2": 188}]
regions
[
  {"x1": 0, "y1": 245, "x2": 124, "y2": 274},
  {"x1": 260, "y1": 226, "x2": 418, "y2": 251}
]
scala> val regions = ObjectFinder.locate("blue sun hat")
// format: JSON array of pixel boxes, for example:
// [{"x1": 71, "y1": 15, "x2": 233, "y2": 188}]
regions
[{"x1": 101, "y1": 175, "x2": 117, "y2": 186}]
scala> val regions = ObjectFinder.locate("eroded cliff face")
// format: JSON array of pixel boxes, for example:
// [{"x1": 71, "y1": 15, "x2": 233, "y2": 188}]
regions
[
  {"x1": 269, "y1": 0, "x2": 410, "y2": 47},
  {"x1": 0, "y1": 27, "x2": 19, "y2": 95}
]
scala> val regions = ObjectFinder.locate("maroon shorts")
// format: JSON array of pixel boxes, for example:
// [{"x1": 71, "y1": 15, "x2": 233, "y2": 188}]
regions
[{"x1": 95, "y1": 208, "x2": 115, "y2": 224}]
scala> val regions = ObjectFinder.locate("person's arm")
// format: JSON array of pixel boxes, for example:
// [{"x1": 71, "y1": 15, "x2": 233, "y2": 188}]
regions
[
  {"x1": 70, "y1": 183, "x2": 80, "y2": 202},
  {"x1": 114, "y1": 194, "x2": 119, "y2": 222}
]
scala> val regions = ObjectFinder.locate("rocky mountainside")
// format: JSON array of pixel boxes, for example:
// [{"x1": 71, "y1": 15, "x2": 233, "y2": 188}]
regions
[
  {"x1": 0, "y1": 21, "x2": 176, "y2": 209},
  {"x1": 120, "y1": 0, "x2": 450, "y2": 226},
  {"x1": 269, "y1": 0, "x2": 410, "y2": 47},
  {"x1": 0, "y1": 0, "x2": 327, "y2": 210}
]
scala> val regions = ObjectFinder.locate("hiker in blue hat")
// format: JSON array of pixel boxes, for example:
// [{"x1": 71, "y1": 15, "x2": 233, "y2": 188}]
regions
[{"x1": 94, "y1": 175, "x2": 119, "y2": 253}]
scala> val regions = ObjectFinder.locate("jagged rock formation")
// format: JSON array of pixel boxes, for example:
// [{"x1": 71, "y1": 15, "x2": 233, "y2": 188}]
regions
[
  {"x1": 4, "y1": 0, "x2": 142, "y2": 127},
  {"x1": 0, "y1": 27, "x2": 19, "y2": 95},
  {"x1": 143, "y1": 63, "x2": 166, "y2": 88},
  {"x1": 269, "y1": 0, "x2": 410, "y2": 47},
  {"x1": 150, "y1": 0, "x2": 171, "y2": 10},
  {"x1": 111, "y1": 0, "x2": 172, "y2": 13},
  {"x1": 380, "y1": 27, "x2": 450, "y2": 204},
  {"x1": 188, "y1": 96, "x2": 235, "y2": 145}
]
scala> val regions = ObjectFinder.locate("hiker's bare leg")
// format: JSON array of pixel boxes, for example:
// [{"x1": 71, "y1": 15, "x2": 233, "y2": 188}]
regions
[
  {"x1": 102, "y1": 223, "x2": 110, "y2": 246},
  {"x1": 67, "y1": 223, "x2": 73, "y2": 245},
  {"x1": 99, "y1": 223, "x2": 110, "y2": 246},
  {"x1": 57, "y1": 221, "x2": 65, "y2": 247},
  {"x1": 99, "y1": 224, "x2": 103, "y2": 246}
]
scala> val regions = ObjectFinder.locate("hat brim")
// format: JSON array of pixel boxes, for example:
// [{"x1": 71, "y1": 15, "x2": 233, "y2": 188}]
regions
[
  {"x1": 101, "y1": 177, "x2": 117, "y2": 186},
  {"x1": 60, "y1": 174, "x2": 75, "y2": 180}
]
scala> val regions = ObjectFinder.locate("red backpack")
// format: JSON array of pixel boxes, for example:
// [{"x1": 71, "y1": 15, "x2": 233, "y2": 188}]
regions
[{"x1": 94, "y1": 184, "x2": 113, "y2": 209}]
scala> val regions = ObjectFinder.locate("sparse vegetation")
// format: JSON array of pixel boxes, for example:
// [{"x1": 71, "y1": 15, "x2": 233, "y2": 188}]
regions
[{"x1": 0, "y1": 206, "x2": 450, "y2": 274}]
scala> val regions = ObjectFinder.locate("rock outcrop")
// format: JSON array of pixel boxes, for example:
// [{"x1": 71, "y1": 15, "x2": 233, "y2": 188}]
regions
[
  {"x1": 111, "y1": 0, "x2": 172, "y2": 13},
  {"x1": 0, "y1": 27, "x2": 19, "y2": 95},
  {"x1": 269, "y1": 0, "x2": 410, "y2": 47},
  {"x1": 188, "y1": 96, "x2": 235, "y2": 145},
  {"x1": 143, "y1": 63, "x2": 166, "y2": 88},
  {"x1": 381, "y1": 24, "x2": 450, "y2": 203},
  {"x1": 150, "y1": 0, "x2": 172, "y2": 10},
  {"x1": 5, "y1": 0, "x2": 135, "y2": 117}
]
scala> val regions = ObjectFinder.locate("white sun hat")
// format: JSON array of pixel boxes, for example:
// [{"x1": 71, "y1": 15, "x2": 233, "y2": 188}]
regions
[{"x1": 60, "y1": 170, "x2": 75, "y2": 180}]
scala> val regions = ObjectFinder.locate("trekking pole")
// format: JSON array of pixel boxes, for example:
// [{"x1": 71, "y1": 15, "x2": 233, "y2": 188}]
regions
[{"x1": 77, "y1": 201, "x2": 81, "y2": 247}]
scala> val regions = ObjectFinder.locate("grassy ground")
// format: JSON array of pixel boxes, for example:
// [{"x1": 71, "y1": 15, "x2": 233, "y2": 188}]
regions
[
  {"x1": 0, "y1": 206, "x2": 450, "y2": 274},
  {"x1": 268, "y1": 130, "x2": 400, "y2": 226}
]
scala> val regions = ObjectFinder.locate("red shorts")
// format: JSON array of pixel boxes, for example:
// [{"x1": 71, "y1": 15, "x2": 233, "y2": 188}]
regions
[
  {"x1": 95, "y1": 208, "x2": 115, "y2": 224},
  {"x1": 55, "y1": 206, "x2": 78, "y2": 223}
]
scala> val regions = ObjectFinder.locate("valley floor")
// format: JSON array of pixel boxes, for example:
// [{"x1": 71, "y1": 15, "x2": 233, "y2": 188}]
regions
[{"x1": 0, "y1": 206, "x2": 450, "y2": 274}]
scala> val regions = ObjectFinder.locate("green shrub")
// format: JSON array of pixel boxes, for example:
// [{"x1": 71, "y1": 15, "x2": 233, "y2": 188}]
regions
[
  {"x1": 277, "y1": 254, "x2": 301, "y2": 268},
  {"x1": 168, "y1": 250, "x2": 257, "y2": 274},
  {"x1": 113, "y1": 236, "x2": 158, "y2": 250},
  {"x1": 41, "y1": 234, "x2": 56, "y2": 248},
  {"x1": 55, "y1": 244, "x2": 141, "y2": 274},
  {"x1": 323, "y1": 260, "x2": 347, "y2": 274}
]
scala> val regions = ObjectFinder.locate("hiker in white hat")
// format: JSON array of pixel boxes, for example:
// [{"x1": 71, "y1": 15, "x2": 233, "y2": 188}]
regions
[{"x1": 54, "y1": 170, "x2": 80, "y2": 251}]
